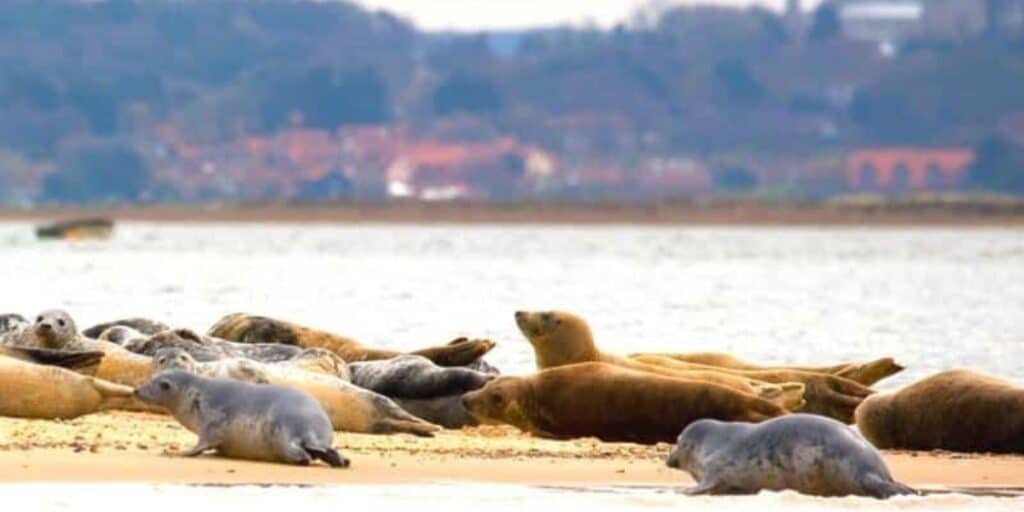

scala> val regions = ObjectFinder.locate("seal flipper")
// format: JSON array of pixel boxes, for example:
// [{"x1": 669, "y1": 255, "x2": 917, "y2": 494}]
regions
[
  {"x1": 861, "y1": 474, "x2": 917, "y2": 499},
  {"x1": 370, "y1": 419, "x2": 440, "y2": 437},
  {"x1": 304, "y1": 446, "x2": 350, "y2": 468},
  {"x1": 412, "y1": 339, "x2": 496, "y2": 367},
  {"x1": 0, "y1": 346, "x2": 104, "y2": 373},
  {"x1": 836, "y1": 358, "x2": 904, "y2": 387}
]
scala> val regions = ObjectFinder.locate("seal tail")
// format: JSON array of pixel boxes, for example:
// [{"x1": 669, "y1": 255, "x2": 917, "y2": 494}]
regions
[
  {"x1": 304, "y1": 446, "x2": 350, "y2": 468},
  {"x1": 370, "y1": 419, "x2": 440, "y2": 437},
  {"x1": 89, "y1": 377, "x2": 148, "y2": 412},
  {"x1": 1, "y1": 347, "x2": 104, "y2": 373},
  {"x1": 862, "y1": 474, "x2": 918, "y2": 499}
]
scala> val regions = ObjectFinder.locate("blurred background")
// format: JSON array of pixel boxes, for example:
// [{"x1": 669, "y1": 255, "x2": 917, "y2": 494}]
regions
[{"x1": 1, "y1": 0, "x2": 1023, "y2": 209}]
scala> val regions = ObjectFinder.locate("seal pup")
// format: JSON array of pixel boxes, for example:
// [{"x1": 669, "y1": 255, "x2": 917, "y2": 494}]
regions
[
  {"x1": 83, "y1": 318, "x2": 170, "y2": 339},
  {"x1": 208, "y1": 313, "x2": 496, "y2": 366},
  {"x1": 123, "y1": 328, "x2": 302, "y2": 363},
  {"x1": 856, "y1": 369, "x2": 1024, "y2": 453},
  {"x1": 667, "y1": 414, "x2": 915, "y2": 498},
  {"x1": 135, "y1": 371, "x2": 349, "y2": 467},
  {"x1": 462, "y1": 362, "x2": 788, "y2": 444},
  {"x1": 514, "y1": 311, "x2": 805, "y2": 410},
  {"x1": 151, "y1": 348, "x2": 438, "y2": 437},
  {"x1": 0, "y1": 352, "x2": 136, "y2": 419},
  {"x1": 350, "y1": 355, "x2": 494, "y2": 399}
]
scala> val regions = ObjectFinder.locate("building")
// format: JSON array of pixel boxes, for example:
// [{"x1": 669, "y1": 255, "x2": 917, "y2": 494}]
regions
[
  {"x1": 827, "y1": 0, "x2": 1021, "y2": 44},
  {"x1": 844, "y1": 148, "x2": 974, "y2": 193}
]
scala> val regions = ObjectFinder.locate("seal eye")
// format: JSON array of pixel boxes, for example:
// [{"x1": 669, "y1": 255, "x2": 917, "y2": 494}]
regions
[
  {"x1": 57, "y1": 319, "x2": 66, "y2": 327},
  {"x1": 36, "y1": 316, "x2": 42, "y2": 323},
  {"x1": 159, "y1": 381, "x2": 171, "y2": 391}
]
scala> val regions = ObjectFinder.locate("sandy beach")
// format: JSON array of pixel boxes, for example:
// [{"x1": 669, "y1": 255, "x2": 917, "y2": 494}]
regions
[{"x1": 0, "y1": 412, "x2": 1022, "y2": 492}]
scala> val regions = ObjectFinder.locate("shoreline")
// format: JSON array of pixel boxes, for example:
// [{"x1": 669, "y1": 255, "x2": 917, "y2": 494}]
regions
[
  {"x1": 3, "y1": 201, "x2": 1024, "y2": 226},
  {"x1": 2, "y1": 413, "x2": 1024, "y2": 489}
]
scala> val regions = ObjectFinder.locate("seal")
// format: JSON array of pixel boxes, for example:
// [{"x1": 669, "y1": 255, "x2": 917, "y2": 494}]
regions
[
  {"x1": 1, "y1": 310, "x2": 155, "y2": 387},
  {"x1": 0, "y1": 313, "x2": 27, "y2": 335},
  {"x1": 461, "y1": 362, "x2": 788, "y2": 444},
  {"x1": 514, "y1": 311, "x2": 805, "y2": 410},
  {"x1": 629, "y1": 353, "x2": 903, "y2": 387},
  {"x1": 135, "y1": 370, "x2": 349, "y2": 467},
  {"x1": 122, "y1": 328, "x2": 303, "y2": 363},
  {"x1": 666, "y1": 414, "x2": 915, "y2": 498},
  {"x1": 83, "y1": 317, "x2": 170, "y2": 339},
  {"x1": 630, "y1": 354, "x2": 873, "y2": 423},
  {"x1": 0, "y1": 349, "x2": 136, "y2": 419},
  {"x1": 393, "y1": 395, "x2": 479, "y2": 429},
  {"x1": 208, "y1": 313, "x2": 496, "y2": 366},
  {"x1": 350, "y1": 354, "x2": 494, "y2": 399},
  {"x1": 855, "y1": 369, "x2": 1024, "y2": 453},
  {"x1": 151, "y1": 348, "x2": 439, "y2": 437},
  {"x1": 1, "y1": 310, "x2": 92, "y2": 350}
]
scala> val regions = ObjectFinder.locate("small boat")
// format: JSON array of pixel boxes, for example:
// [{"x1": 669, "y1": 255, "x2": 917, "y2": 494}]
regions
[{"x1": 35, "y1": 218, "x2": 115, "y2": 241}]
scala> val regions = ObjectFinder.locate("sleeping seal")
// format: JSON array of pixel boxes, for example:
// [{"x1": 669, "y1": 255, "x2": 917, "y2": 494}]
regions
[
  {"x1": 350, "y1": 354, "x2": 494, "y2": 399},
  {"x1": 0, "y1": 349, "x2": 137, "y2": 419},
  {"x1": 123, "y1": 328, "x2": 302, "y2": 363},
  {"x1": 666, "y1": 414, "x2": 915, "y2": 498},
  {"x1": 83, "y1": 318, "x2": 170, "y2": 339},
  {"x1": 136, "y1": 370, "x2": 349, "y2": 467}
]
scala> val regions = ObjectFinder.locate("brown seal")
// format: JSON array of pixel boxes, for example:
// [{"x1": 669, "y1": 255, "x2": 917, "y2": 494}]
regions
[
  {"x1": 855, "y1": 369, "x2": 1024, "y2": 453},
  {"x1": 515, "y1": 311, "x2": 807, "y2": 410},
  {"x1": 462, "y1": 362, "x2": 787, "y2": 444},
  {"x1": 0, "y1": 351, "x2": 136, "y2": 419},
  {"x1": 630, "y1": 354, "x2": 873, "y2": 423},
  {"x1": 208, "y1": 313, "x2": 495, "y2": 366},
  {"x1": 630, "y1": 352, "x2": 903, "y2": 387}
]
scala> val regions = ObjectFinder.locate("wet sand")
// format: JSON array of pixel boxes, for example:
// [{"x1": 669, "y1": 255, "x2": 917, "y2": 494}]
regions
[{"x1": 1, "y1": 412, "x2": 1023, "y2": 489}]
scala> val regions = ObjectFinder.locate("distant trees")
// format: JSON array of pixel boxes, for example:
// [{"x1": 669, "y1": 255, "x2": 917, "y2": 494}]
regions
[
  {"x1": 808, "y1": 5, "x2": 841, "y2": 41},
  {"x1": 42, "y1": 142, "x2": 151, "y2": 203},
  {"x1": 260, "y1": 67, "x2": 394, "y2": 131},
  {"x1": 714, "y1": 59, "x2": 765, "y2": 106},
  {"x1": 433, "y1": 71, "x2": 503, "y2": 116},
  {"x1": 969, "y1": 136, "x2": 1024, "y2": 194}
]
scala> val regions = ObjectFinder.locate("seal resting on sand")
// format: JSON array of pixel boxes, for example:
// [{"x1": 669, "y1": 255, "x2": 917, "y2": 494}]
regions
[
  {"x1": 350, "y1": 355, "x2": 494, "y2": 399},
  {"x1": 462, "y1": 362, "x2": 788, "y2": 444},
  {"x1": 515, "y1": 310, "x2": 882, "y2": 422},
  {"x1": 0, "y1": 348, "x2": 136, "y2": 419},
  {"x1": 135, "y1": 370, "x2": 349, "y2": 467},
  {"x1": 1, "y1": 310, "x2": 92, "y2": 350},
  {"x1": 151, "y1": 348, "x2": 438, "y2": 437},
  {"x1": 856, "y1": 369, "x2": 1024, "y2": 453},
  {"x1": 208, "y1": 313, "x2": 495, "y2": 366},
  {"x1": 1, "y1": 310, "x2": 154, "y2": 387},
  {"x1": 667, "y1": 414, "x2": 915, "y2": 498},
  {"x1": 120, "y1": 328, "x2": 302, "y2": 363},
  {"x1": 82, "y1": 318, "x2": 170, "y2": 339},
  {"x1": 630, "y1": 353, "x2": 902, "y2": 387}
]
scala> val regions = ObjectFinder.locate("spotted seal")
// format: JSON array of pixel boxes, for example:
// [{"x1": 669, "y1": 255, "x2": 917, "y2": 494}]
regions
[
  {"x1": 666, "y1": 414, "x2": 915, "y2": 498},
  {"x1": 135, "y1": 370, "x2": 349, "y2": 467},
  {"x1": 1, "y1": 310, "x2": 92, "y2": 350},
  {"x1": 350, "y1": 354, "x2": 494, "y2": 399},
  {"x1": 83, "y1": 317, "x2": 170, "y2": 339},
  {"x1": 208, "y1": 313, "x2": 496, "y2": 366},
  {"x1": 151, "y1": 348, "x2": 437, "y2": 437},
  {"x1": 122, "y1": 328, "x2": 303, "y2": 363}
]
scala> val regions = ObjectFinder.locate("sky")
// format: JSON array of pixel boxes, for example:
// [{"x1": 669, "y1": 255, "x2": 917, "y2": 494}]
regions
[{"x1": 354, "y1": 0, "x2": 825, "y2": 31}]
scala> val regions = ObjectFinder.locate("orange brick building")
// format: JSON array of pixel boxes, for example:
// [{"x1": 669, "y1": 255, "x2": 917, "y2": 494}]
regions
[{"x1": 844, "y1": 148, "x2": 974, "y2": 192}]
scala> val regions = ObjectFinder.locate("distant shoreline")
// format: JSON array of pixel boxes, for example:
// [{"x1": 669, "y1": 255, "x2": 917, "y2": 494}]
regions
[{"x1": 3, "y1": 198, "x2": 1024, "y2": 227}]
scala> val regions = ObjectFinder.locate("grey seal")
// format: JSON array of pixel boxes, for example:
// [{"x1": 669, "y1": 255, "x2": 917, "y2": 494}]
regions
[
  {"x1": 123, "y1": 328, "x2": 302, "y2": 363},
  {"x1": 135, "y1": 370, "x2": 349, "y2": 467},
  {"x1": 83, "y1": 318, "x2": 170, "y2": 339},
  {"x1": 1, "y1": 310, "x2": 91, "y2": 350},
  {"x1": 350, "y1": 354, "x2": 494, "y2": 399},
  {"x1": 666, "y1": 414, "x2": 915, "y2": 498},
  {"x1": 0, "y1": 314, "x2": 28, "y2": 335}
]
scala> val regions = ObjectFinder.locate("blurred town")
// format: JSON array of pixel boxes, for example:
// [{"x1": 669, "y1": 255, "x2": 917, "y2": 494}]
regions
[{"x1": 1, "y1": 0, "x2": 1024, "y2": 206}]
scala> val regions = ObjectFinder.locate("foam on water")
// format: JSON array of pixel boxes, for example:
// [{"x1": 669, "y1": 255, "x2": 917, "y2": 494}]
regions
[
  {"x1": 1, "y1": 222, "x2": 1023, "y2": 388},
  {"x1": 8, "y1": 483, "x2": 1024, "y2": 512}
]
